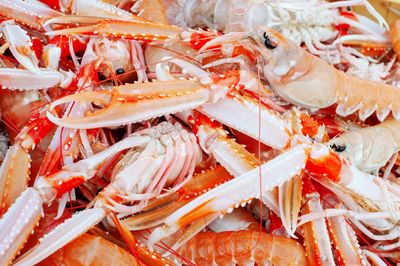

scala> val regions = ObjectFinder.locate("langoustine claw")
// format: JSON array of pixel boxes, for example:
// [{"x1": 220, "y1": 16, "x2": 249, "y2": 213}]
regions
[
  {"x1": 47, "y1": 79, "x2": 209, "y2": 129},
  {"x1": 44, "y1": 16, "x2": 181, "y2": 42},
  {"x1": 0, "y1": 1, "x2": 398, "y2": 265}
]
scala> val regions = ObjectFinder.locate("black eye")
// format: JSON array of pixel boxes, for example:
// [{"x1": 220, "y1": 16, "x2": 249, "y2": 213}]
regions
[
  {"x1": 330, "y1": 143, "x2": 346, "y2": 152},
  {"x1": 116, "y1": 68, "x2": 125, "y2": 75},
  {"x1": 263, "y1": 32, "x2": 277, "y2": 49}
]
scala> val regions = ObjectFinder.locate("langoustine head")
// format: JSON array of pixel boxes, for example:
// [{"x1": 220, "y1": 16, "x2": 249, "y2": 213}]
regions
[
  {"x1": 82, "y1": 37, "x2": 133, "y2": 81},
  {"x1": 249, "y1": 28, "x2": 307, "y2": 74},
  {"x1": 202, "y1": 28, "x2": 338, "y2": 109},
  {"x1": 248, "y1": 28, "x2": 337, "y2": 109},
  {"x1": 327, "y1": 122, "x2": 399, "y2": 172}
]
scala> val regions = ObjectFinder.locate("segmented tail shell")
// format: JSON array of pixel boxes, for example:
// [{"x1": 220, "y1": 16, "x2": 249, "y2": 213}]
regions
[
  {"x1": 335, "y1": 70, "x2": 400, "y2": 121},
  {"x1": 180, "y1": 231, "x2": 307, "y2": 265}
]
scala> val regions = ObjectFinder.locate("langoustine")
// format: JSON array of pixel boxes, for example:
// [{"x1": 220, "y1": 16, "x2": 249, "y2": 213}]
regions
[
  {"x1": 172, "y1": 0, "x2": 395, "y2": 81},
  {"x1": 0, "y1": 1, "x2": 398, "y2": 265},
  {"x1": 237, "y1": 28, "x2": 400, "y2": 121},
  {"x1": 177, "y1": 29, "x2": 388, "y2": 123},
  {"x1": 176, "y1": 0, "x2": 388, "y2": 56}
]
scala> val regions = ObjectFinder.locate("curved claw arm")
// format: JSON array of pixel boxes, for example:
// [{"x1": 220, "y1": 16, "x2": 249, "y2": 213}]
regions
[
  {"x1": 49, "y1": 90, "x2": 112, "y2": 109},
  {"x1": 47, "y1": 80, "x2": 208, "y2": 129},
  {"x1": 0, "y1": 0, "x2": 62, "y2": 30},
  {"x1": 1, "y1": 21, "x2": 41, "y2": 74},
  {"x1": 45, "y1": 16, "x2": 181, "y2": 41},
  {"x1": 148, "y1": 143, "x2": 342, "y2": 249}
]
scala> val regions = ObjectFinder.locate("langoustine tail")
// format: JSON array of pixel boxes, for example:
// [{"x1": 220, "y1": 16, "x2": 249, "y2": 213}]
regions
[
  {"x1": 180, "y1": 231, "x2": 307, "y2": 266},
  {"x1": 335, "y1": 70, "x2": 400, "y2": 121}
]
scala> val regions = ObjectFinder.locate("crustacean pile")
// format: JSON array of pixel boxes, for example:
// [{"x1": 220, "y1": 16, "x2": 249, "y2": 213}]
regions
[{"x1": 0, "y1": 0, "x2": 399, "y2": 265}]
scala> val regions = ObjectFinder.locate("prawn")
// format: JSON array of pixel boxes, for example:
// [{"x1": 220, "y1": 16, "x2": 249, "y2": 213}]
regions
[{"x1": 249, "y1": 28, "x2": 400, "y2": 122}]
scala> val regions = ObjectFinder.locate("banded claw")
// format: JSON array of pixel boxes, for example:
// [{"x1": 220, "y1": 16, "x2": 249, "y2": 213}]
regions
[
  {"x1": 45, "y1": 16, "x2": 181, "y2": 41},
  {"x1": 47, "y1": 79, "x2": 208, "y2": 129}
]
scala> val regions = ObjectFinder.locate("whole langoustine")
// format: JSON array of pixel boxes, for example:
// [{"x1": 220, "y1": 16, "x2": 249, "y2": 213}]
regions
[
  {"x1": 195, "y1": 29, "x2": 400, "y2": 121},
  {"x1": 250, "y1": 28, "x2": 400, "y2": 122},
  {"x1": 179, "y1": 230, "x2": 307, "y2": 266}
]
